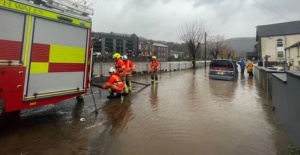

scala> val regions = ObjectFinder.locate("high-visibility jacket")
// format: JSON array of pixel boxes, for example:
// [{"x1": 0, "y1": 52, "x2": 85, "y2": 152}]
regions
[
  {"x1": 150, "y1": 60, "x2": 160, "y2": 72},
  {"x1": 246, "y1": 61, "x2": 254, "y2": 72},
  {"x1": 115, "y1": 58, "x2": 126, "y2": 76},
  {"x1": 124, "y1": 59, "x2": 136, "y2": 75},
  {"x1": 103, "y1": 74, "x2": 124, "y2": 93}
]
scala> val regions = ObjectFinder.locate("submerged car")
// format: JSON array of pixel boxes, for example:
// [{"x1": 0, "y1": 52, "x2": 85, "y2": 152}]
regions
[{"x1": 209, "y1": 59, "x2": 237, "y2": 81}]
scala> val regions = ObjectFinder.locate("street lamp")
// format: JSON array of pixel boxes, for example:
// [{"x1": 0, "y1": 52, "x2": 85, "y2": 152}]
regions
[{"x1": 204, "y1": 32, "x2": 207, "y2": 68}]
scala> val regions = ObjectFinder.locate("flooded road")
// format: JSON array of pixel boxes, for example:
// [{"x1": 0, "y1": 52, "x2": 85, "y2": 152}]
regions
[{"x1": 0, "y1": 69, "x2": 293, "y2": 155}]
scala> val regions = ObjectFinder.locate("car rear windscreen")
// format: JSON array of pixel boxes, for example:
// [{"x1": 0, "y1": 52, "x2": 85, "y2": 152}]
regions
[{"x1": 210, "y1": 60, "x2": 233, "y2": 67}]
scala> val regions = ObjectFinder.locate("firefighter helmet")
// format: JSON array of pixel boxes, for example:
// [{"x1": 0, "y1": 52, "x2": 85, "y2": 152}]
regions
[
  {"x1": 112, "y1": 53, "x2": 121, "y2": 59},
  {"x1": 109, "y1": 67, "x2": 116, "y2": 73},
  {"x1": 152, "y1": 56, "x2": 156, "y2": 59},
  {"x1": 122, "y1": 55, "x2": 128, "y2": 60}
]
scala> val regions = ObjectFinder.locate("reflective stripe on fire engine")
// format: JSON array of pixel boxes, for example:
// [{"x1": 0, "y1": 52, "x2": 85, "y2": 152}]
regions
[
  {"x1": 0, "y1": 0, "x2": 91, "y2": 28},
  {"x1": 23, "y1": 15, "x2": 33, "y2": 67},
  {"x1": 30, "y1": 62, "x2": 49, "y2": 73},
  {"x1": 29, "y1": 44, "x2": 85, "y2": 73},
  {"x1": 49, "y1": 45, "x2": 85, "y2": 63}
]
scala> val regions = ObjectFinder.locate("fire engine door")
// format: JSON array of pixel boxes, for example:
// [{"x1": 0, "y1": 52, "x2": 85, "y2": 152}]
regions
[{"x1": 25, "y1": 17, "x2": 88, "y2": 97}]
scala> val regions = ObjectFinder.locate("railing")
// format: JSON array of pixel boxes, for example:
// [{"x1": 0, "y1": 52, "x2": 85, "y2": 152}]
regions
[{"x1": 93, "y1": 61, "x2": 210, "y2": 77}]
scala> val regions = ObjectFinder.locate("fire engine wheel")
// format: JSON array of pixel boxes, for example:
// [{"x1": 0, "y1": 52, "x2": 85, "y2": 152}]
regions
[
  {"x1": 0, "y1": 98, "x2": 4, "y2": 116},
  {"x1": 76, "y1": 95, "x2": 85, "y2": 103}
]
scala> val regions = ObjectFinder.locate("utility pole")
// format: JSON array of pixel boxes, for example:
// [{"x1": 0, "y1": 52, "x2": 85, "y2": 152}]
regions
[{"x1": 204, "y1": 32, "x2": 207, "y2": 68}]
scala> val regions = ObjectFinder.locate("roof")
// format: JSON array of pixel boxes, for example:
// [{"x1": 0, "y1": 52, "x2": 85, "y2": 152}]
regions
[
  {"x1": 256, "y1": 20, "x2": 300, "y2": 39},
  {"x1": 92, "y1": 32, "x2": 138, "y2": 40},
  {"x1": 285, "y1": 41, "x2": 300, "y2": 50},
  {"x1": 153, "y1": 43, "x2": 168, "y2": 48}
]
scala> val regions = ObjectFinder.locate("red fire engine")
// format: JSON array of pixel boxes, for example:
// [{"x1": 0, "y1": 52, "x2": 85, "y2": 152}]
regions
[{"x1": 0, "y1": 0, "x2": 94, "y2": 115}]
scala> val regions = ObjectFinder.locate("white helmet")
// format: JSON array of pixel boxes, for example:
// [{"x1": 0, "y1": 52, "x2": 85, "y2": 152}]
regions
[
  {"x1": 122, "y1": 55, "x2": 128, "y2": 60},
  {"x1": 109, "y1": 67, "x2": 116, "y2": 73}
]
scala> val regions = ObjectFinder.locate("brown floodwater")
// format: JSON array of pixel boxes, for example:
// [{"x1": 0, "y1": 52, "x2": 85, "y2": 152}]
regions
[{"x1": 0, "y1": 69, "x2": 293, "y2": 155}]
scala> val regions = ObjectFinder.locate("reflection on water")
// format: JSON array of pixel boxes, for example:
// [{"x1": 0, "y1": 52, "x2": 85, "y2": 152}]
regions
[
  {"x1": 101, "y1": 96, "x2": 134, "y2": 134},
  {"x1": 209, "y1": 79, "x2": 237, "y2": 101},
  {"x1": 0, "y1": 69, "x2": 293, "y2": 155},
  {"x1": 103, "y1": 69, "x2": 292, "y2": 155},
  {"x1": 149, "y1": 84, "x2": 159, "y2": 109}
]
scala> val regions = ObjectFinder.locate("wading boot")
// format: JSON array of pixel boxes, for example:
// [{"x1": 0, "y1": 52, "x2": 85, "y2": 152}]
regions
[
  {"x1": 115, "y1": 93, "x2": 122, "y2": 98},
  {"x1": 151, "y1": 76, "x2": 154, "y2": 84},
  {"x1": 107, "y1": 91, "x2": 115, "y2": 99},
  {"x1": 123, "y1": 85, "x2": 129, "y2": 94},
  {"x1": 155, "y1": 76, "x2": 158, "y2": 83},
  {"x1": 127, "y1": 81, "x2": 132, "y2": 92}
]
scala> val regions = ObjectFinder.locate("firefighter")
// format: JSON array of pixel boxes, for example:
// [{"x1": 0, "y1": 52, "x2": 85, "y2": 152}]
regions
[
  {"x1": 149, "y1": 56, "x2": 160, "y2": 83},
  {"x1": 112, "y1": 53, "x2": 129, "y2": 94},
  {"x1": 99, "y1": 67, "x2": 125, "y2": 99},
  {"x1": 122, "y1": 55, "x2": 136, "y2": 92}
]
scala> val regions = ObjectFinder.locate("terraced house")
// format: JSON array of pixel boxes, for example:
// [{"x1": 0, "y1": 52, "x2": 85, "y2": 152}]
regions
[{"x1": 256, "y1": 20, "x2": 300, "y2": 70}]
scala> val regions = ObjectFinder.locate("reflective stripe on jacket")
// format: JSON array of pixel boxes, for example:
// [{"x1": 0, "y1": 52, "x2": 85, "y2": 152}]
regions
[
  {"x1": 103, "y1": 74, "x2": 125, "y2": 93},
  {"x1": 124, "y1": 60, "x2": 136, "y2": 75}
]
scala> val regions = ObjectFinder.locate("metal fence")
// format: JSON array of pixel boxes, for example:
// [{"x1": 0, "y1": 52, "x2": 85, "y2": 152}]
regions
[{"x1": 93, "y1": 61, "x2": 210, "y2": 77}]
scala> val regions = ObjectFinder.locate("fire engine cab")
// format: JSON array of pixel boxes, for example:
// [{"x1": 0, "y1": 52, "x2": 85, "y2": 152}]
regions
[{"x1": 0, "y1": 0, "x2": 94, "y2": 115}]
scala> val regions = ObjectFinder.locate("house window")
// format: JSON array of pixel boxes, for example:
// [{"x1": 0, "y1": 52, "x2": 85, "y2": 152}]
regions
[
  {"x1": 277, "y1": 39, "x2": 283, "y2": 47},
  {"x1": 278, "y1": 51, "x2": 284, "y2": 58}
]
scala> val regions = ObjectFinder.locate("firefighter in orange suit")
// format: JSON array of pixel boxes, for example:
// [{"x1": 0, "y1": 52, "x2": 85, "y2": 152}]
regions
[
  {"x1": 122, "y1": 55, "x2": 136, "y2": 92},
  {"x1": 112, "y1": 53, "x2": 129, "y2": 94},
  {"x1": 100, "y1": 67, "x2": 125, "y2": 99},
  {"x1": 149, "y1": 56, "x2": 160, "y2": 83}
]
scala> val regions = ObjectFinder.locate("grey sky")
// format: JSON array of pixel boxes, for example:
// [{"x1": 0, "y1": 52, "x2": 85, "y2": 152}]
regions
[{"x1": 91, "y1": 0, "x2": 300, "y2": 43}]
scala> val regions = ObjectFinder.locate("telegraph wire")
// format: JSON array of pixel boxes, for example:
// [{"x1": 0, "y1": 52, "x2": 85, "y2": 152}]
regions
[{"x1": 252, "y1": 0, "x2": 290, "y2": 21}]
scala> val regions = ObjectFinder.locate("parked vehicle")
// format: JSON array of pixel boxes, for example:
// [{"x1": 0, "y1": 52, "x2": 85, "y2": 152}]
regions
[
  {"x1": 0, "y1": 0, "x2": 93, "y2": 116},
  {"x1": 209, "y1": 59, "x2": 237, "y2": 81}
]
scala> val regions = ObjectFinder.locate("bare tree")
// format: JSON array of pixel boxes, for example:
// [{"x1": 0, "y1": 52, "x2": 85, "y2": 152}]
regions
[
  {"x1": 179, "y1": 20, "x2": 206, "y2": 68},
  {"x1": 207, "y1": 35, "x2": 226, "y2": 59},
  {"x1": 219, "y1": 45, "x2": 238, "y2": 59}
]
